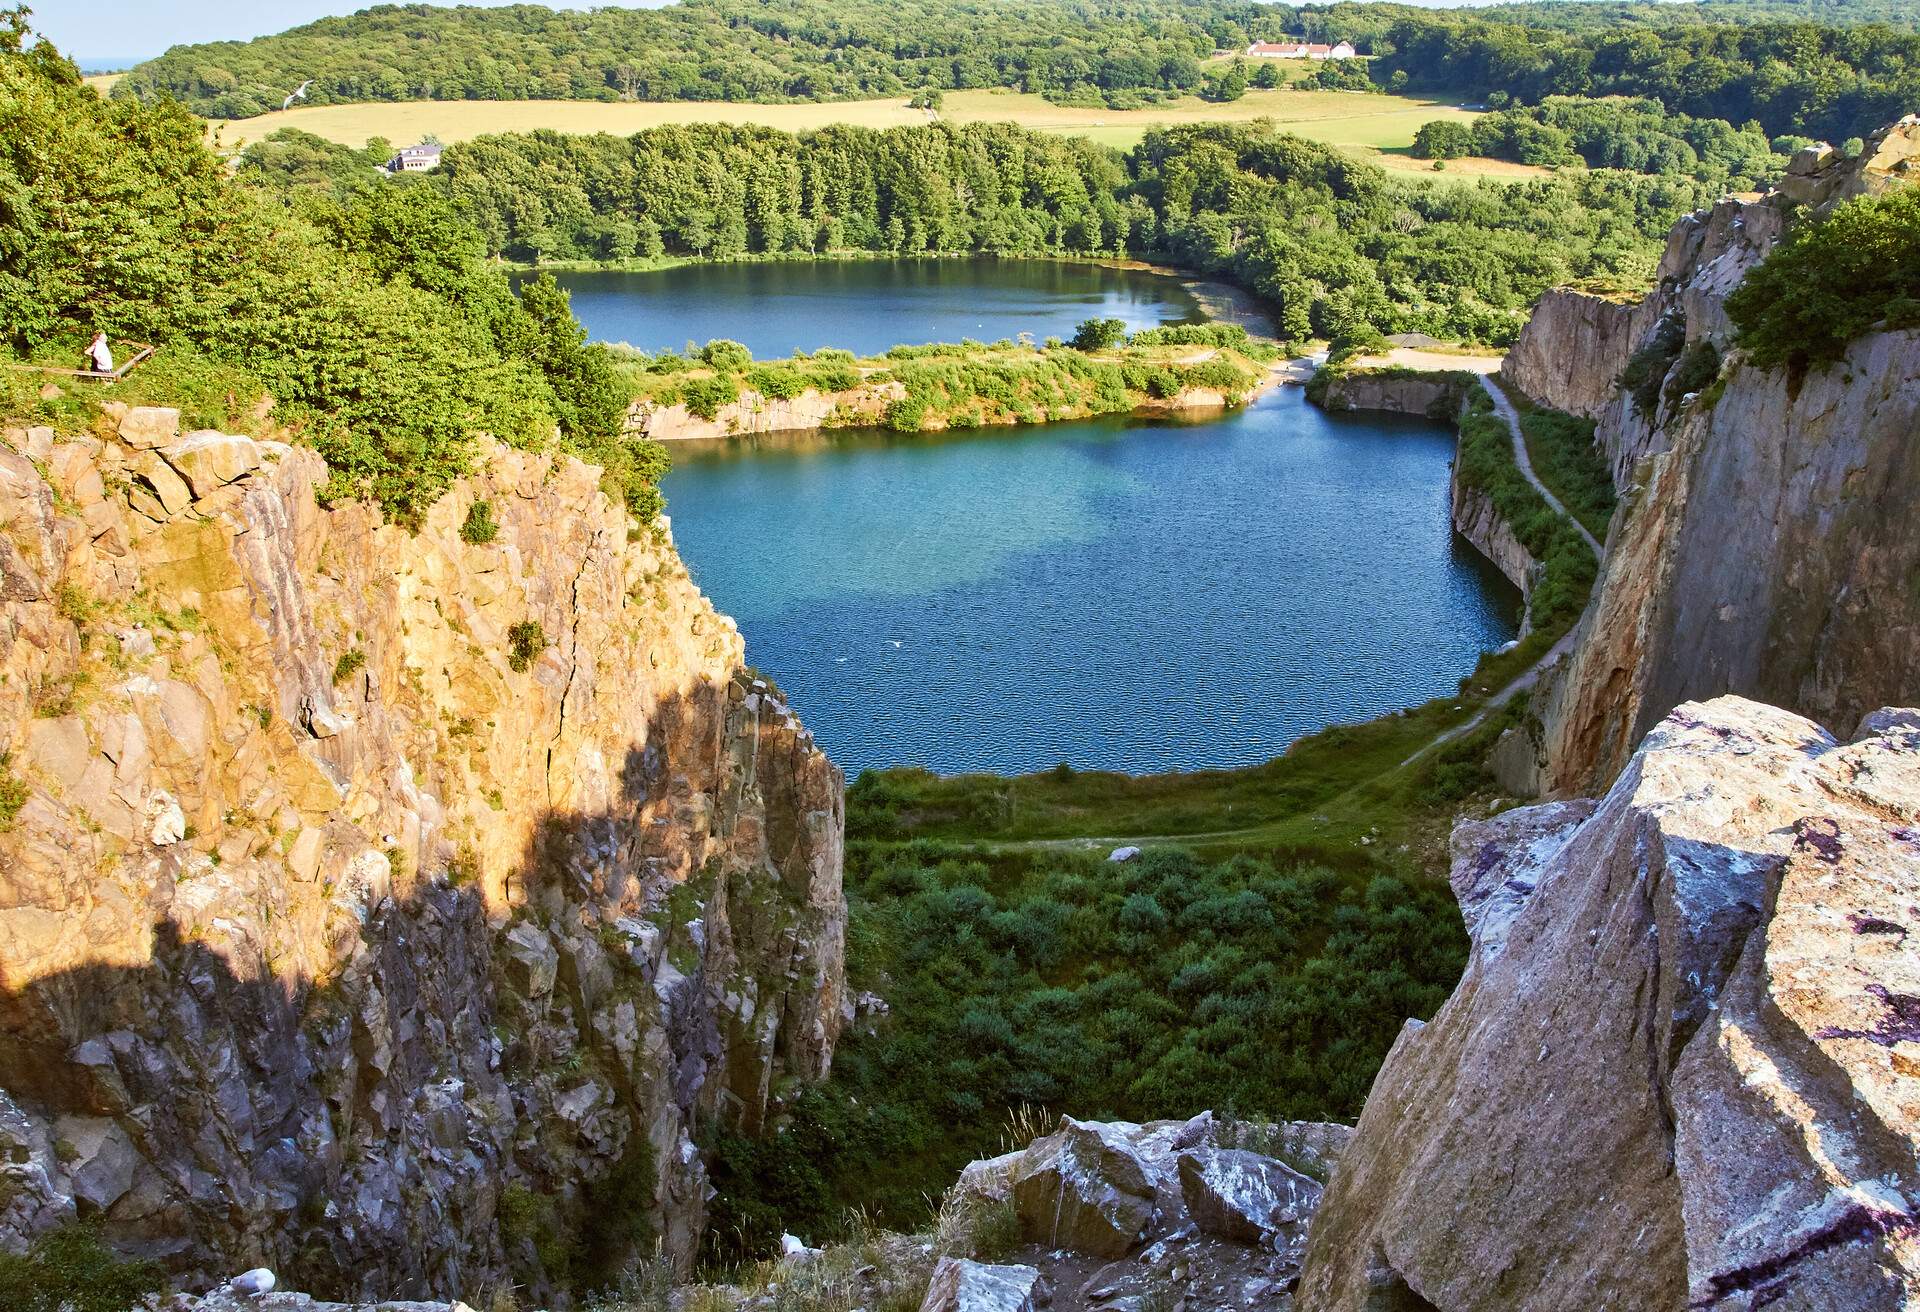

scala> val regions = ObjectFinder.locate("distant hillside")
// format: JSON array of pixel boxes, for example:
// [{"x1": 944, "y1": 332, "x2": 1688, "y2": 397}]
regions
[{"x1": 122, "y1": 0, "x2": 1920, "y2": 145}]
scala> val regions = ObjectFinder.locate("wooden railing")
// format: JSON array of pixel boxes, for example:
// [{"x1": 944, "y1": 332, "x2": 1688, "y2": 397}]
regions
[{"x1": 2, "y1": 340, "x2": 156, "y2": 382}]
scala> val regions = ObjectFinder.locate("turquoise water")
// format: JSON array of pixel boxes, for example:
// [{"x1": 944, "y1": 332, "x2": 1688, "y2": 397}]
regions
[
  {"x1": 547, "y1": 258, "x2": 1226, "y2": 359},
  {"x1": 663, "y1": 388, "x2": 1522, "y2": 776}
]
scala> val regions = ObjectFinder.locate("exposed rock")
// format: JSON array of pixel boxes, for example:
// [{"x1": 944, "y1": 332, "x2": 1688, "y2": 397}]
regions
[
  {"x1": 1314, "y1": 369, "x2": 1470, "y2": 420},
  {"x1": 919, "y1": 1257, "x2": 1051, "y2": 1312},
  {"x1": 1449, "y1": 462, "x2": 1534, "y2": 610},
  {"x1": 173, "y1": 1292, "x2": 475, "y2": 1312},
  {"x1": 1009, "y1": 1118, "x2": 1158, "y2": 1258},
  {"x1": 1107, "y1": 846, "x2": 1140, "y2": 863},
  {"x1": 1298, "y1": 696, "x2": 1920, "y2": 1311},
  {"x1": 0, "y1": 423, "x2": 847, "y2": 1300},
  {"x1": 1497, "y1": 118, "x2": 1920, "y2": 792},
  {"x1": 1445, "y1": 799, "x2": 1596, "y2": 960},
  {"x1": 1176, "y1": 1146, "x2": 1321, "y2": 1253}
]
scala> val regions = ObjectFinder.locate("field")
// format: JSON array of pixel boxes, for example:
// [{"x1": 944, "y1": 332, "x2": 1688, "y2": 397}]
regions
[{"x1": 203, "y1": 86, "x2": 1546, "y2": 179}]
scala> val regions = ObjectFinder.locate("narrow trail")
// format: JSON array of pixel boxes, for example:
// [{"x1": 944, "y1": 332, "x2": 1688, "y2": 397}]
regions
[{"x1": 1481, "y1": 375, "x2": 1604, "y2": 558}]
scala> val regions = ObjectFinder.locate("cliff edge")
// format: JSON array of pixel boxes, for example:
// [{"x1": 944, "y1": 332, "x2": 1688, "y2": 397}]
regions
[
  {"x1": 1299, "y1": 696, "x2": 1920, "y2": 1310},
  {"x1": 0, "y1": 406, "x2": 846, "y2": 1302}
]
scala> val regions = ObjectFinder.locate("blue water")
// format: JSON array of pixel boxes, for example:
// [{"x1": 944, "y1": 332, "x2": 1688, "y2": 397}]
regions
[
  {"x1": 663, "y1": 388, "x2": 1521, "y2": 776},
  {"x1": 546, "y1": 258, "x2": 1217, "y2": 359}
]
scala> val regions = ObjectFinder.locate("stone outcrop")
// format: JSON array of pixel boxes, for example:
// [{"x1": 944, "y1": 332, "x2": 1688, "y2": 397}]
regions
[
  {"x1": 919, "y1": 1258, "x2": 1051, "y2": 1312},
  {"x1": 1535, "y1": 325, "x2": 1920, "y2": 795},
  {"x1": 1315, "y1": 369, "x2": 1472, "y2": 420},
  {"x1": 0, "y1": 405, "x2": 846, "y2": 1303},
  {"x1": 1448, "y1": 459, "x2": 1534, "y2": 610},
  {"x1": 1298, "y1": 696, "x2": 1920, "y2": 1310},
  {"x1": 1488, "y1": 117, "x2": 1920, "y2": 793},
  {"x1": 628, "y1": 384, "x2": 898, "y2": 442},
  {"x1": 962, "y1": 1111, "x2": 1351, "y2": 1310}
]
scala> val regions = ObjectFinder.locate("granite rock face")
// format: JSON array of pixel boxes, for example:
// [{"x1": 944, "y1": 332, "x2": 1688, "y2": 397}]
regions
[
  {"x1": 0, "y1": 413, "x2": 846, "y2": 1302},
  {"x1": 1492, "y1": 118, "x2": 1920, "y2": 794},
  {"x1": 1297, "y1": 696, "x2": 1920, "y2": 1311}
]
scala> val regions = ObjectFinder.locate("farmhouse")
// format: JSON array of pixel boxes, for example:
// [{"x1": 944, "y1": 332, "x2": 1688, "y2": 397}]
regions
[
  {"x1": 1245, "y1": 40, "x2": 1356, "y2": 60},
  {"x1": 385, "y1": 142, "x2": 444, "y2": 173}
]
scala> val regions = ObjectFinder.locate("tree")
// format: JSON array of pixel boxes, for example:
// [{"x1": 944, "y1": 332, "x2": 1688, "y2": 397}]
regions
[
  {"x1": 1071, "y1": 317, "x2": 1126, "y2": 352},
  {"x1": 1251, "y1": 61, "x2": 1279, "y2": 89}
]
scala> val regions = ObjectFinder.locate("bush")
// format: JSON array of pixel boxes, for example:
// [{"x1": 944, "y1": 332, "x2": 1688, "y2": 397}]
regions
[
  {"x1": 1727, "y1": 190, "x2": 1920, "y2": 371},
  {"x1": 699, "y1": 338, "x2": 753, "y2": 370},
  {"x1": 332, "y1": 648, "x2": 366, "y2": 684},
  {"x1": 1070, "y1": 317, "x2": 1126, "y2": 352},
  {"x1": 1618, "y1": 316, "x2": 1685, "y2": 415},
  {"x1": 460, "y1": 499, "x2": 499, "y2": 544},
  {"x1": 1663, "y1": 339, "x2": 1721, "y2": 409},
  {"x1": 680, "y1": 373, "x2": 740, "y2": 419},
  {"x1": 0, "y1": 1225, "x2": 164, "y2": 1312},
  {"x1": 0, "y1": 751, "x2": 27, "y2": 830},
  {"x1": 507, "y1": 620, "x2": 546, "y2": 672}
]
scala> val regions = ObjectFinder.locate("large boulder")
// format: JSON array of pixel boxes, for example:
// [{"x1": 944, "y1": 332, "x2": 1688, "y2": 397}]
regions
[
  {"x1": 1298, "y1": 697, "x2": 1920, "y2": 1311},
  {"x1": 1009, "y1": 1117, "x2": 1158, "y2": 1257},
  {"x1": 919, "y1": 1258, "x2": 1051, "y2": 1312},
  {"x1": 1177, "y1": 1146, "x2": 1322, "y2": 1253}
]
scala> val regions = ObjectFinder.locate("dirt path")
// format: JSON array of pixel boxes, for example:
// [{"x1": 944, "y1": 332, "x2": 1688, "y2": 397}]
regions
[{"x1": 1480, "y1": 376, "x2": 1604, "y2": 558}]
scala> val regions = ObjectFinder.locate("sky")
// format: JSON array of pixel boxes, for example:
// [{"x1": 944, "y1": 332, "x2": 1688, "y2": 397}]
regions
[
  {"x1": 31, "y1": 0, "x2": 557, "y2": 64},
  {"x1": 35, "y1": 0, "x2": 1527, "y2": 68}
]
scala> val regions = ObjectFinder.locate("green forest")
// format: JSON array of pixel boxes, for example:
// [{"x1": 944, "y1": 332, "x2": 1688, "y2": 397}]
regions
[
  {"x1": 117, "y1": 0, "x2": 1920, "y2": 148},
  {"x1": 1, "y1": 21, "x2": 657, "y2": 524},
  {"x1": 235, "y1": 119, "x2": 1705, "y2": 347}
]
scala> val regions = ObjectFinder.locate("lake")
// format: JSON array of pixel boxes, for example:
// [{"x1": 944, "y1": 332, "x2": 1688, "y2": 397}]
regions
[
  {"x1": 662, "y1": 388, "x2": 1521, "y2": 777},
  {"x1": 546, "y1": 258, "x2": 1240, "y2": 359}
]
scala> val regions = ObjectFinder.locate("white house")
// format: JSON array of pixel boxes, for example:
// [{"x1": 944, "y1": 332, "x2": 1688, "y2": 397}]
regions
[
  {"x1": 385, "y1": 142, "x2": 444, "y2": 173},
  {"x1": 1246, "y1": 40, "x2": 1356, "y2": 60}
]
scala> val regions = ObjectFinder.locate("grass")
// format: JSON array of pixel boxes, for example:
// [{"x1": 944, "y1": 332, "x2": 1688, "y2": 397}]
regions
[
  {"x1": 1507, "y1": 392, "x2": 1616, "y2": 541},
  {"x1": 203, "y1": 86, "x2": 1541, "y2": 179}
]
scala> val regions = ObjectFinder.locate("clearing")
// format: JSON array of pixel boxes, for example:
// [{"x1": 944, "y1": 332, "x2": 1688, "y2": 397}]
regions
[{"x1": 202, "y1": 86, "x2": 1545, "y2": 180}]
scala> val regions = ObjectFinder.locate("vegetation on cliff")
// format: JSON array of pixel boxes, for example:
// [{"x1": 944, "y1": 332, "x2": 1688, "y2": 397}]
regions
[
  {"x1": 1454, "y1": 389, "x2": 1599, "y2": 637},
  {"x1": 624, "y1": 323, "x2": 1276, "y2": 433},
  {"x1": 1726, "y1": 187, "x2": 1920, "y2": 370},
  {"x1": 0, "y1": 23, "x2": 657, "y2": 522}
]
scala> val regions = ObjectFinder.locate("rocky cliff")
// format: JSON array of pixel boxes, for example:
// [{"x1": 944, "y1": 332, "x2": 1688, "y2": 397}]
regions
[
  {"x1": 1494, "y1": 119, "x2": 1920, "y2": 794},
  {"x1": 0, "y1": 406, "x2": 846, "y2": 1303},
  {"x1": 1299, "y1": 695, "x2": 1920, "y2": 1310}
]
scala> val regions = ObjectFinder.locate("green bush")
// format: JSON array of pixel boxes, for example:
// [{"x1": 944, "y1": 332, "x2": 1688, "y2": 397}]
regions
[
  {"x1": 1618, "y1": 316, "x2": 1685, "y2": 416},
  {"x1": 699, "y1": 338, "x2": 753, "y2": 371},
  {"x1": 0, "y1": 1225, "x2": 163, "y2": 1312},
  {"x1": 1516, "y1": 405, "x2": 1615, "y2": 540},
  {"x1": 507, "y1": 621, "x2": 547, "y2": 672},
  {"x1": 1070, "y1": 317, "x2": 1126, "y2": 352},
  {"x1": 0, "y1": 751, "x2": 27, "y2": 830},
  {"x1": 332, "y1": 648, "x2": 366, "y2": 684},
  {"x1": 1727, "y1": 190, "x2": 1920, "y2": 371},
  {"x1": 1664, "y1": 339, "x2": 1722, "y2": 409},
  {"x1": 460, "y1": 499, "x2": 499, "y2": 544},
  {"x1": 747, "y1": 364, "x2": 808, "y2": 400},
  {"x1": 680, "y1": 374, "x2": 740, "y2": 419}
]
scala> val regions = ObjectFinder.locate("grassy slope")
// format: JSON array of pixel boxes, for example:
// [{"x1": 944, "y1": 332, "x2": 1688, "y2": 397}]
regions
[{"x1": 206, "y1": 86, "x2": 1545, "y2": 179}]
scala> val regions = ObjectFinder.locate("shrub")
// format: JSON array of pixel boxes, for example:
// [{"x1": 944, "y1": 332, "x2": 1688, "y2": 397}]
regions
[
  {"x1": 507, "y1": 621, "x2": 547, "y2": 672},
  {"x1": 1663, "y1": 339, "x2": 1722, "y2": 409},
  {"x1": 1619, "y1": 316, "x2": 1685, "y2": 415},
  {"x1": 0, "y1": 751, "x2": 27, "y2": 830},
  {"x1": 699, "y1": 338, "x2": 753, "y2": 371},
  {"x1": 1727, "y1": 190, "x2": 1920, "y2": 371},
  {"x1": 460, "y1": 499, "x2": 499, "y2": 544},
  {"x1": 332, "y1": 648, "x2": 366, "y2": 684},
  {"x1": 746, "y1": 364, "x2": 808, "y2": 400},
  {"x1": 1070, "y1": 317, "x2": 1126, "y2": 352},
  {"x1": 680, "y1": 374, "x2": 739, "y2": 419},
  {"x1": 0, "y1": 1225, "x2": 164, "y2": 1312}
]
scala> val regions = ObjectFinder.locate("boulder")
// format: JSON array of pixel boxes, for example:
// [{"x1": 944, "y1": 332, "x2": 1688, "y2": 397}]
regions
[
  {"x1": 955, "y1": 1148, "x2": 1023, "y2": 1204},
  {"x1": 1107, "y1": 846, "x2": 1140, "y2": 863},
  {"x1": 115, "y1": 405, "x2": 179, "y2": 450},
  {"x1": 131, "y1": 450, "x2": 193, "y2": 518},
  {"x1": 1298, "y1": 697, "x2": 1920, "y2": 1311},
  {"x1": 53, "y1": 1115, "x2": 138, "y2": 1212},
  {"x1": 162, "y1": 431, "x2": 263, "y2": 497},
  {"x1": 501, "y1": 921, "x2": 559, "y2": 999},
  {"x1": 1176, "y1": 1146, "x2": 1321, "y2": 1251},
  {"x1": 919, "y1": 1258, "x2": 1051, "y2": 1312},
  {"x1": 1009, "y1": 1117, "x2": 1157, "y2": 1257}
]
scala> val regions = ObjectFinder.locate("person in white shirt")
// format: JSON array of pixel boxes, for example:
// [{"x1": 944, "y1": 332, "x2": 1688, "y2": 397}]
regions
[{"x1": 85, "y1": 331, "x2": 113, "y2": 374}]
